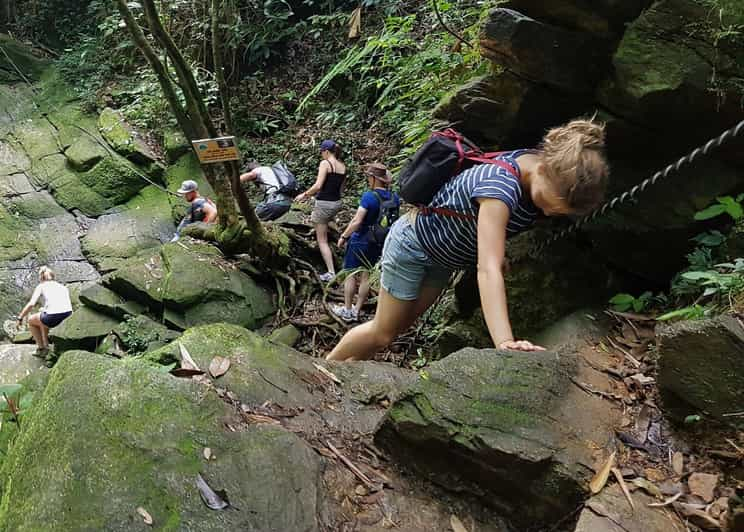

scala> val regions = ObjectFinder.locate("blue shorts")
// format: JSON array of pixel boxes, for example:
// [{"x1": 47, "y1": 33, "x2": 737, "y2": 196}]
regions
[
  {"x1": 380, "y1": 216, "x2": 453, "y2": 301},
  {"x1": 41, "y1": 311, "x2": 72, "y2": 328},
  {"x1": 343, "y1": 237, "x2": 381, "y2": 270}
]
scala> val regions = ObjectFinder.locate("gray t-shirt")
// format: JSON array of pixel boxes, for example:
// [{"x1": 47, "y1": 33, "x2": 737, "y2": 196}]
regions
[{"x1": 255, "y1": 167, "x2": 290, "y2": 203}]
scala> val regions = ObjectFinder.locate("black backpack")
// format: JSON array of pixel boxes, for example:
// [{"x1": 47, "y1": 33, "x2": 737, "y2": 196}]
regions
[
  {"x1": 369, "y1": 191, "x2": 400, "y2": 245},
  {"x1": 271, "y1": 161, "x2": 300, "y2": 196},
  {"x1": 398, "y1": 129, "x2": 514, "y2": 205}
]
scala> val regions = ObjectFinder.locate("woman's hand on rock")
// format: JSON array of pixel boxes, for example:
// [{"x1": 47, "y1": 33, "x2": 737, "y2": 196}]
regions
[
  {"x1": 295, "y1": 192, "x2": 307, "y2": 202},
  {"x1": 498, "y1": 339, "x2": 546, "y2": 352}
]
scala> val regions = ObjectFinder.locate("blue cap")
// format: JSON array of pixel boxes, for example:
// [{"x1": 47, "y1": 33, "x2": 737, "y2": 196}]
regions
[{"x1": 320, "y1": 139, "x2": 336, "y2": 152}]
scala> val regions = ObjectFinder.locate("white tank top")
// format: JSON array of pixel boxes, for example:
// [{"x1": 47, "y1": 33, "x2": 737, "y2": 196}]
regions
[{"x1": 33, "y1": 281, "x2": 73, "y2": 314}]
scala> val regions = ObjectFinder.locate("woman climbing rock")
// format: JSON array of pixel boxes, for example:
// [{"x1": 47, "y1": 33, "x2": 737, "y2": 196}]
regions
[
  {"x1": 333, "y1": 163, "x2": 400, "y2": 322},
  {"x1": 295, "y1": 139, "x2": 346, "y2": 282},
  {"x1": 327, "y1": 118, "x2": 609, "y2": 361},
  {"x1": 17, "y1": 266, "x2": 73, "y2": 365}
]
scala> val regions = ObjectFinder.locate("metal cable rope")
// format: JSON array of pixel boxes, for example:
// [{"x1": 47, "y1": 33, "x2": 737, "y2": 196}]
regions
[{"x1": 530, "y1": 118, "x2": 744, "y2": 257}]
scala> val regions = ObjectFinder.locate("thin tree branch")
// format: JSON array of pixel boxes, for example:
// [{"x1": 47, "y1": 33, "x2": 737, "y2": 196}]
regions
[{"x1": 431, "y1": 0, "x2": 472, "y2": 49}]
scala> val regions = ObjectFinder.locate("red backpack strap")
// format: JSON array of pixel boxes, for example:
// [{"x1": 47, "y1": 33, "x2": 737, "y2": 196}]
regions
[{"x1": 419, "y1": 206, "x2": 476, "y2": 221}]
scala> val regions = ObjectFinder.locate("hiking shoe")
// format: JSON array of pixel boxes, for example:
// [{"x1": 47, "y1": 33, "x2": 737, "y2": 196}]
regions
[
  {"x1": 44, "y1": 349, "x2": 57, "y2": 368},
  {"x1": 331, "y1": 305, "x2": 356, "y2": 323},
  {"x1": 319, "y1": 272, "x2": 334, "y2": 283},
  {"x1": 32, "y1": 347, "x2": 49, "y2": 359}
]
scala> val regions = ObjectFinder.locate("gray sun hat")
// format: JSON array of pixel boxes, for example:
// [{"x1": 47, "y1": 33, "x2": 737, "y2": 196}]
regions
[{"x1": 177, "y1": 180, "x2": 198, "y2": 194}]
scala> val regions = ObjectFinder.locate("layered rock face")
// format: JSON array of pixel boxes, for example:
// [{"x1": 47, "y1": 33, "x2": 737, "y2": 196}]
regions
[{"x1": 438, "y1": 0, "x2": 744, "y2": 334}]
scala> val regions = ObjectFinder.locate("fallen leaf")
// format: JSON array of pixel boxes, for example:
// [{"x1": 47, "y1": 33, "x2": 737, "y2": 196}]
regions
[
  {"x1": 178, "y1": 343, "x2": 201, "y2": 371},
  {"x1": 312, "y1": 363, "x2": 342, "y2": 384},
  {"x1": 647, "y1": 492, "x2": 683, "y2": 507},
  {"x1": 672, "y1": 452, "x2": 684, "y2": 475},
  {"x1": 590, "y1": 451, "x2": 616, "y2": 494},
  {"x1": 635, "y1": 404, "x2": 652, "y2": 443},
  {"x1": 136, "y1": 507, "x2": 153, "y2": 525},
  {"x1": 209, "y1": 356, "x2": 231, "y2": 378},
  {"x1": 630, "y1": 477, "x2": 663, "y2": 498},
  {"x1": 612, "y1": 467, "x2": 635, "y2": 511},
  {"x1": 348, "y1": 6, "x2": 361, "y2": 39},
  {"x1": 203, "y1": 447, "x2": 212, "y2": 461},
  {"x1": 196, "y1": 474, "x2": 229, "y2": 510},
  {"x1": 709, "y1": 497, "x2": 729, "y2": 519},
  {"x1": 450, "y1": 514, "x2": 468, "y2": 532},
  {"x1": 674, "y1": 502, "x2": 721, "y2": 529},
  {"x1": 688, "y1": 472, "x2": 718, "y2": 503},
  {"x1": 643, "y1": 467, "x2": 667, "y2": 483}
]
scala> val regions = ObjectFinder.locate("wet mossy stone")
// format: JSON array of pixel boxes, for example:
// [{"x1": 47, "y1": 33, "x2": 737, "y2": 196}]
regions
[
  {"x1": 0, "y1": 34, "x2": 48, "y2": 82},
  {"x1": 110, "y1": 314, "x2": 180, "y2": 354},
  {"x1": 656, "y1": 315, "x2": 744, "y2": 427},
  {"x1": 81, "y1": 186, "x2": 175, "y2": 268},
  {"x1": 163, "y1": 128, "x2": 191, "y2": 162},
  {"x1": 103, "y1": 241, "x2": 275, "y2": 330},
  {"x1": 481, "y1": 9, "x2": 610, "y2": 92},
  {"x1": 0, "y1": 344, "x2": 47, "y2": 385},
  {"x1": 269, "y1": 324, "x2": 301, "y2": 347},
  {"x1": 0, "y1": 351, "x2": 322, "y2": 531},
  {"x1": 78, "y1": 283, "x2": 145, "y2": 320},
  {"x1": 375, "y1": 348, "x2": 599, "y2": 528},
  {"x1": 145, "y1": 323, "x2": 317, "y2": 408},
  {"x1": 79, "y1": 156, "x2": 148, "y2": 206},
  {"x1": 98, "y1": 107, "x2": 159, "y2": 166},
  {"x1": 49, "y1": 307, "x2": 119, "y2": 354},
  {"x1": 63, "y1": 135, "x2": 107, "y2": 172}
]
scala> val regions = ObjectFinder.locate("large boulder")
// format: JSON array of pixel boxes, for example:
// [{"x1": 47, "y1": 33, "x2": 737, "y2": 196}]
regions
[
  {"x1": 0, "y1": 351, "x2": 322, "y2": 531},
  {"x1": 104, "y1": 241, "x2": 275, "y2": 330},
  {"x1": 656, "y1": 315, "x2": 744, "y2": 426},
  {"x1": 78, "y1": 283, "x2": 145, "y2": 320},
  {"x1": 0, "y1": 344, "x2": 47, "y2": 385},
  {"x1": 81, "y1": 186, "x2": 175, "y2": 272},
  {"x1": 0, "y1": 34, "x2": 48, "y2": 82},
  {"x1": 98, "y1": 107, "x2": 160, "y2": 166},
  {"x1": 481, "y1": 9, "x2": 610, "y2": 92},
  {"x1": 433, "y1": 71, "x2": 588, "y2": 147},
  {"x1": 49, "y1": 307, "x2": 119, "y2": 353},
  {"x1": 375, "y1": 347, "x2": 622, "y2": 528},
  {"x1": 504, "y1": 0, "x2": 651, "y2": 37}
]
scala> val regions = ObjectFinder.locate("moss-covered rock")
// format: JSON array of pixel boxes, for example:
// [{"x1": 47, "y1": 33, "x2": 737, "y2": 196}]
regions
[
  {"x1": 81, "y1": 186, "x2": 175, "y2": 270},
  {"x1": 98, "y1": 107, "x2": 159, "y2": 165},
  {"x1": 0, "y1": 344, "x2": 47, "y2": 385},
  {"x1": 376, "y1": 347, "x2": 618, "y2": 528},
  {"x1": 49, "y1": 307, "x2": 119, "y2": 353},
  {"x1": 79, "y1": 156, "x2": 148, "y2": 206},
  {"x1": 63, "y1": 134, "x2": 107, "y2": 171},
  {"x1": 0, "y1": 34, "x2": 48, "y2": 82},
  {"x1": 0, "y1": 351, "x2": 322, "y2": 531},
  {"x1": 79, "y1": 283, "x2": 145, "y2": 320},
  {"x1": 268, "y1": 324, "x2": 301, "y2": 347},
  {"x1": 110, "y1": 314, "x2": 180, "y2": 355},
  {"x1": 104, "y1": 241, "x2": 275, "y2": 330},
  {"x1": 164, "y1": 154, "x2": 214, "y2": 222},
  {"x1": 656, "y1": 315, "x2": 744, "y2": 426}
]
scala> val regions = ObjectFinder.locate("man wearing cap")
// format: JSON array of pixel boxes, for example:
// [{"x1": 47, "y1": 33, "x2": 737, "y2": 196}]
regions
[
  {"x1": 333, "y1": 163, "x2": 400, "y2": 322},
  {"x1": 171, "y1": 180, "x2": 218, "y2": 242}
]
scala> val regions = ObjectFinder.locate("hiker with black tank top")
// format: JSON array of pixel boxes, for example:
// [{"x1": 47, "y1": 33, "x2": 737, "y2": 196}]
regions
[
  {"x1": 295, "y1": 139, "x2": 346, "y2": 282},
  {"x1": 327, "y1": 118, "x2": 610, "y2": 362},
  {"x1": 333, "y1": 163, "x2": 400, "y2": 322}
]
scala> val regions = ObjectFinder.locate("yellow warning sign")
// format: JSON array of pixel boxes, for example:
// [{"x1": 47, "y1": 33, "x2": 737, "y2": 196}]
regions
[{"x1": 191, "y1": 136, "x2": 240, "y2": 164}]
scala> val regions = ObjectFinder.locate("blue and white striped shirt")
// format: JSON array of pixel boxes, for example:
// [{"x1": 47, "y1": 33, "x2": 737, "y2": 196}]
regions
[{"x1": 414, "y1": 150, "x2": 539, "y2": 270}]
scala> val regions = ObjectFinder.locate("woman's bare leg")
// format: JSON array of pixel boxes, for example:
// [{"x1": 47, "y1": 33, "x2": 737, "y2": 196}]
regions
[
  {"x1": 353, "y1": 272, "x2": 371, "y2": 314},
  {"x1": 315, "y1": 223, "x2": 335, "y2": 274},
  {"x1": 27, "y1": 313, "x2": 45, "y2": 348},
  {"x1": 327, "y1": 284, "x2": 445, "y2": 362},
  {"x1": 343, "y1": 272, "x2": 357, "y2": 309}
]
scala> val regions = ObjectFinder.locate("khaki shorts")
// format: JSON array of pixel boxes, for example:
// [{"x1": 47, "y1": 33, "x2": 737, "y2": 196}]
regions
[{"x1": 311, "y1": 199, "x2": 343, "y2": 224}]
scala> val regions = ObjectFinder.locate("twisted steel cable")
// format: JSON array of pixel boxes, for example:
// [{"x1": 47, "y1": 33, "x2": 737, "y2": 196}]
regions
[{"x1": 530, "y1": 118, "x2": 744, "y2": 257}]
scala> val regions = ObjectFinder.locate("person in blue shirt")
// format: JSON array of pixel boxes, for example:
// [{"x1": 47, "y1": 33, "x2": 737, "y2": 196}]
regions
[
  {"x1": 327, "y1": 118, "x2": 609, "y2": 361},
  {"x1": 333, "y1": 163, "x2": 400, "y2": 322}
]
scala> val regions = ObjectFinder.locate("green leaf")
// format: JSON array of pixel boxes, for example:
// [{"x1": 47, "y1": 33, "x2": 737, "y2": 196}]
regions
[
  {"x1": 684, "y1": 414, "x2": 702, "y2": 424},
  {"x1": 694, "y1": 204, "x2": 727, "y2": 220},
  {"x1": 681, "y1": 271, "x2": 715, "y2": 281},
  {"x1": 609, "y1": 294, "x2": 635, "y2": 305}
]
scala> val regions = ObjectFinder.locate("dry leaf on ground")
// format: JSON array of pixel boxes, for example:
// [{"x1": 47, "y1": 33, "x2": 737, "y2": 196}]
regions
[
  {"x1": 178, "y1": 343, "x2": 200, "y2": 371},
  {"x1": 203, "y1": 447, "x2": 212, "y2": 461},
  {"x1": 688, "y1": 472, "x2": 718, "y2": 503},
  {"x1": 672, "y1": 452, "x2": 684, "y2": 475},
  {"x1": 612, "y1": 467, "x2": 635, "y2": 511},
  {"x1": 209, "y1": 356, "x2": 230, "y2": 378},
  {"x1": 136, "y1": 507, "x2": 153, "y2": 525},
  {"x1": 590, "y1": 451, "x2": 616, "y2": 494},
  {"x1": 630, "y1": 477, "x2": 663, "y2": 498},
  {"x1": 450, "y1": 514, "x2": 469, "y2": 532}
]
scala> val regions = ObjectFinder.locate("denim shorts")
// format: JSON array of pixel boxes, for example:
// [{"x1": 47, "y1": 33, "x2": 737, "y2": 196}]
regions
[{"x1": 380, "y1": 215, "x2": 453, "y2": 301}]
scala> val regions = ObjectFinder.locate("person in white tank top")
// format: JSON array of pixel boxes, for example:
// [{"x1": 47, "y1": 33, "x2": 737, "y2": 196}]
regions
[{"x1": 17, "y1": 266, "x2": 73, "y2": 361}]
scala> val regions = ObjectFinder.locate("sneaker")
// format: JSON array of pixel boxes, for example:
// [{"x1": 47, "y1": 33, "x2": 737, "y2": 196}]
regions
[
  {"x1": 331, "y1": 305, "x2": 356, "y2": 323},
  {"x1": 319, "y1": 272, "x2": 334, "y2": 283},
  {"x1": 32, "y1": 347, "x2": 49, "y2": 359},
  {"x1": 349, "y1": 308, "x2": 359, "y2": 322}
]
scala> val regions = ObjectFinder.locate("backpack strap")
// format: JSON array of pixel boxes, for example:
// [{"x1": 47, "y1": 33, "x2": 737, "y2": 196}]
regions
[{"x1": 371, "y1": 190, "x2": 386, "y2": 226}]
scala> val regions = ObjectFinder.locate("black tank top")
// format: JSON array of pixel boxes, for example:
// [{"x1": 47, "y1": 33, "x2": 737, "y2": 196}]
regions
[{"x1": 316, "y1": 161, "x2": 345, "y2": 201}]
